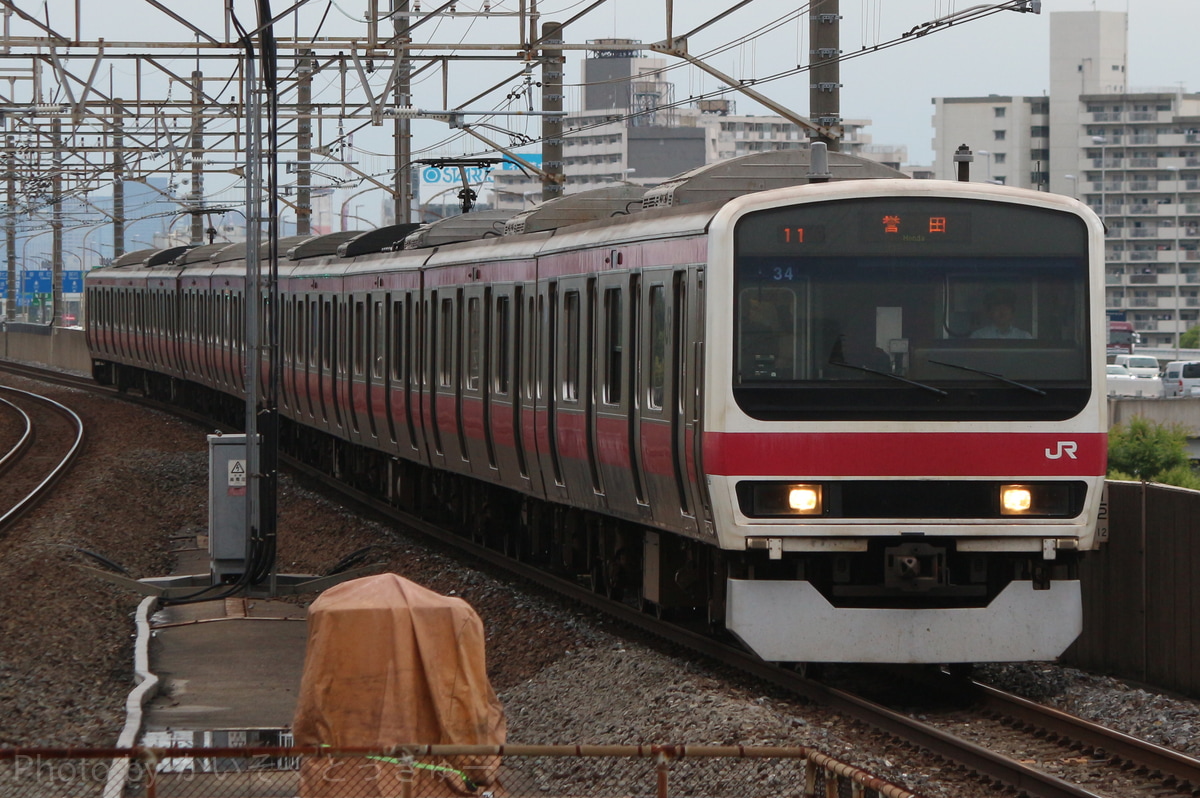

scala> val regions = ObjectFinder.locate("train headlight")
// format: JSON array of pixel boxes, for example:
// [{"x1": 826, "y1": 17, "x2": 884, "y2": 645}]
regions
[
  {"x1": 740, "y1": 482, "x2": 825, "y2": 517},
  {"x1": 1000, "y1": 483, "x2": 1074, "y2": 516},
  {"x1": 788, "y1": 485, "x2": 821, "y2": 513},
  {"x1": 1000, "y1": 485, "x2": 1033, "y2": 514}
]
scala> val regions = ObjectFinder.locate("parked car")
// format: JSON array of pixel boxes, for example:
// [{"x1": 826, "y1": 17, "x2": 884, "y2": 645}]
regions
[
  {"x1": 1106, "y1": 364, "x2": 1162, "y2": 397},
  {"x1": 1112, "y1": 354, "x2": 1162, "y2": 379},
  {"x1": 1163, "y1": 361, "x2": 1200, "y2": 398}
]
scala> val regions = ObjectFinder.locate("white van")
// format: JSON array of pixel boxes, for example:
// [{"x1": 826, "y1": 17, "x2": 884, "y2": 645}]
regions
[
  {"x1": 1162, "y1": 361, "x2": 1200, "y2": 398},
  {"x1": 1113, "y1": 354, "x2": 1161, "y2": 379}
]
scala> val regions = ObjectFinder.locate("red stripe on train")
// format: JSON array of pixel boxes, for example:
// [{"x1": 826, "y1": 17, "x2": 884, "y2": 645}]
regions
[{"x1": 702, "y1": 431, "x2": 1108, "y2": 477}]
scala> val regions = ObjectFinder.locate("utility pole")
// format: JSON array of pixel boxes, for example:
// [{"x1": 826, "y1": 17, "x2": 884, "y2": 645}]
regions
[
  {"x1": 540, "y1": 21, "x2": 564, "y2": 202},
  {"x1": 394, "y1": 1, "x2": 412, "y2": 225},
  {"x1": 190, "y1": 70, "x2": 205, "y2": 244},
  {"x1": 296, "y1": 49, "x2": 312, "y2": 235},
  {"x1": 50, "y1": 118, "x2": 62, "y2": 326},
  {"x1": 809, "y1": 0, "x2": 841, "y2": 151},
  {"x1": 5, "y1": 134, "x2": 14, "y2": 322},
  {"x1": 113, "y1": 99, "x2": 125, "y2": 258}
]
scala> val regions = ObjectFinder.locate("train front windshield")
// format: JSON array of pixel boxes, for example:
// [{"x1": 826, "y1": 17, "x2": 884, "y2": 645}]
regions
[{"x1": 732, "y1": 196, "x2": 1092, "y2": 421}]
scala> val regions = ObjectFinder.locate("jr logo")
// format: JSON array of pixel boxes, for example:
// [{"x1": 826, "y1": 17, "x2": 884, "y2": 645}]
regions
[{"x1": 1045, "y1": 441, "x2": 1078, "y2": 460}]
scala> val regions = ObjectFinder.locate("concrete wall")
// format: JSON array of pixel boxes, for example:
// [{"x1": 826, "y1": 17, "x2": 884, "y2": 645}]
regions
[
  {"x1": 0, "y1": 325, "x2": 91, "y2": 375},
  {"x1": 1109, "y1": 396, "x2": 1200, "y2": 435}
]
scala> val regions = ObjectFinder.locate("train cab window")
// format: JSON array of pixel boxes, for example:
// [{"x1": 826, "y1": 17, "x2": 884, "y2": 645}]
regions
[
  {"x1": 732, "y1": 196, "x2": 1092, "y2": 421},
  {"x1": 467, "y1": 296, "x2": 482, "y2": 391},
  {"x1": 648, "y1": 284, "x2": 666, "y2": 410},
  {"x1": 563, "y1": 290, "x2": 580, "y2": 402}
]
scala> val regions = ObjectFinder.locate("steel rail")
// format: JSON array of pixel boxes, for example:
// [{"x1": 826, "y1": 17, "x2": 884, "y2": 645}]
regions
[
  {"x1": 0, "y1": 394, "x2": 34, "y2": 474},
  {"x1": 0, "y1": 384, "x2": 86, "y2": 532},
  {"x1": 969, "y1": 679, "x2": 1200, "y2": 789}
]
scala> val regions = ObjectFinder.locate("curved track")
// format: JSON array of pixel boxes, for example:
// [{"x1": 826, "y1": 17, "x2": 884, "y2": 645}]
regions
[
  {"x1": 0, "y1": 381, "x2": 85, "y2": 535},
  {"x1": 5, "y1": 360, "x2": 1198, "y2": 798}
]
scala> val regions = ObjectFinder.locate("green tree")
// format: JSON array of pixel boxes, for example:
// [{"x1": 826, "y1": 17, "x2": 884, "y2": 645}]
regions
[
  {"x1": 1108, "y1": 416, "x2": 1192, "y2": 483},
  {"x1": 1181, "y1": 325, "x2": 1200, "y2": 349}
]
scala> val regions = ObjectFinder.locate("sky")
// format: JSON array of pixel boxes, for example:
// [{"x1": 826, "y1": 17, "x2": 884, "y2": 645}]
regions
[
  {"x1": 567, "y1": 0, "x2": 1200, "y2": 166},
  {"x1": 12, "y1": 0, "x2": 1200, "y2": 222}
]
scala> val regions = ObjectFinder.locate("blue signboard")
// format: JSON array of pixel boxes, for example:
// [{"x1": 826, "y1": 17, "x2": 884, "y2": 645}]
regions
[
  {"x1": 63, "y1": 270, "x2": 83, "y2": 294},
  {"x1": 0, "y1": 272, "x2": 7, "y2": 298},
  {"x1": 24, "y1": 270, "x2": 52, "y2": 294}
]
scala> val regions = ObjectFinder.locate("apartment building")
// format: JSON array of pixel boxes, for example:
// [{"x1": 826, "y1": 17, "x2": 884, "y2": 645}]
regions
[{"x1": 931, "y1": 10, "x2": 1200, "y2": 349}]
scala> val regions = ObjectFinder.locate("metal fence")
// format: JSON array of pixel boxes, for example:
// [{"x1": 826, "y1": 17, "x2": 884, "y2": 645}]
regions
[
  {"x1": 1066, "y1": 479, "x2": 1200, "y2": 696},
  {"x1": 0, "y1": 745, "x2": 924, "y2": 798}
]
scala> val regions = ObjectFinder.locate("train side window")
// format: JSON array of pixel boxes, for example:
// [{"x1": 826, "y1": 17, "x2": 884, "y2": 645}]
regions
[
  {"x1": 527, "y1": 294, "x2": 539, "y2": 400},
  {"x1": 310, "y1": 300, "x2": 320, "y2": 366},
  {"x1": 321, "y1": 300, "x2": 332, "y2": 370},
  {"x1": 648, "y1": 284, "x2": 666, "y2": 410},
  {"x1": 372, "y1": 299, "x2": 385, "y2": 380},
  {"x1": 391, "y1": 299, "x2": 404, "y2": 380},
  {"x1": 466, "y1": 296, "x2": 482, "y2": 390},
  {"x1": 295, "y1": 299, "x2": 305, "y2": 363},
  {"x1": 563, "y1": 290, "x2": 580, "y2": 402},
  {"x1": 353, "y1": 299, "x2": 366, "y2": 376},
  {"x1": 495, "y1": 295, "x2": 510, "y2": 394},
  {"x1": 603, "y1": 287, "x2": 622, "y2": 405},
  {"x1": 439, "y1": 296, "x2": 454, "y2": 387}
]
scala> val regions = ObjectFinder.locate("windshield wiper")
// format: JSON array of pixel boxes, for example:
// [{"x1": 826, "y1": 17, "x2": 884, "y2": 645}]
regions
[
  {"x1": 927, "y1": 358, "x2": 1047, "y2": 396},
  {"x1": 829, "y1": 360, "x2": 948, "y2": 396}
]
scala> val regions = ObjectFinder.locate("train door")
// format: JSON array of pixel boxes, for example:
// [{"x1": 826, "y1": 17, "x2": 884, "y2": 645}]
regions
[
  {"x1": 595, "y1": 272, "x2": 651, "y2": 520},
  {"x1": 460, "y1": 286, "x2": 492, "y2": 475},
  {"x1": 333, "y1": 295, "x2": 348, "y2": 432},
  {"x1": 455, "y1": 287, "x2": 473, "y2": 470},
  {"x1": 278, "y1": 294, "x2": 295, "y2": 412},
  {"x1": 234, "y1": 291, "x2": 246, "y2": 395},
  {"x1": 535, "y1": 280, "x2": 568, "y2": 502},
  {"x1": 635, "y1": 269, "x2": 698, "y2": 535},
  {"x1": 309, "y1": 297, "x2": 324, "y2": 427},
  {"x1": 297, "y1": 296, "x2": 314, "y2": 423},
  {"x1": 509, "y1": 286, "x2": 528, "y2": 481},
  {"x1": 403, "y1": 290, "x2": 425, "y2": 460},
  {"x1": 581, "y1": 278, "x2": 604, "y2": 509},
  {"x1": 426, "y1": 290, "x2": 448, "y2": 468},
  {"x1": 317, "y1": 296, "x2": 332, "y2": 428},
  {"x1": 347, "y1": 294, "x2": 365, "y2": 440},
  {"x1": 679, "y1": 268, "x2": 714, "y2": 537},
  {"x1": 367, "y1": 293, "x2": 385, "y2": 443},
  {"x1": 487, "y1": 287, "x2": 522, "y2": 482},
  {"x1": 518, "y1": 286, "x2": 544, "y2": 498}
]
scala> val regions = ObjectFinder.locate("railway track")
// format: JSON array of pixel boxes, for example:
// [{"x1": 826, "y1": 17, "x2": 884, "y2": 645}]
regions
[
  {"x1": 3, "y1": 360, "x2": 1198, "y2": 798},
  {"x1": 0, "y1": 381, "x2": 85, "y2": 535}
]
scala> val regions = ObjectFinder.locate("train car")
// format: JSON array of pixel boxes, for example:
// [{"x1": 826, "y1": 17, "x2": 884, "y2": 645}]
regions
[{"x1": 85, "y1": 152, "x2": 1106, "y2": 666}]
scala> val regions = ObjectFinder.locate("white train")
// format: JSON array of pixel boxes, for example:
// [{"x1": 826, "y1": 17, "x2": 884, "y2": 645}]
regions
[{"x1": 86, "y1": 151, "x2": 1108, "y2": 664}]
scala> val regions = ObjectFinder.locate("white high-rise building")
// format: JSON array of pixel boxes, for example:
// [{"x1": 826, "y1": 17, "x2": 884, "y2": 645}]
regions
[
  {"x1": 494, "y1": 41, "x2": 912, "y2": 212},
  {"x1": 932, "y1": 10, "x2": 1200, "y2": 350}
]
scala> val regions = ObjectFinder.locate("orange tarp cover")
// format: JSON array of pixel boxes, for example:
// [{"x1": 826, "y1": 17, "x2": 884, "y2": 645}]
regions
[{"x1": 292, "y1": 573, "x2": 506, "y2": 797}]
